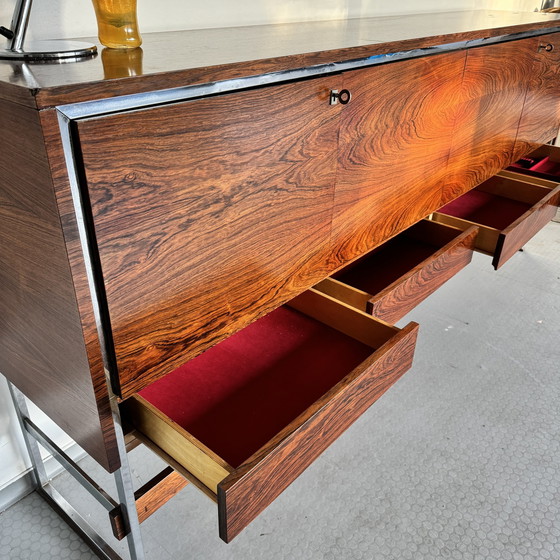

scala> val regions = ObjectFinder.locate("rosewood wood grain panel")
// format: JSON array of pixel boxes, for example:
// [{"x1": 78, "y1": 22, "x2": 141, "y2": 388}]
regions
[
  {"x1": 366, "y1": 225, "x2": 478, "y2": 323},
  {"x1": 441, "y1": 38, "x2": 536, "y2": 205},
  {"x1": 217, "y1": 321, "x2": 419, "y2": 542},
  {"x1": 77, "y1": 78, "x2": 341, "y2": 398},
  {"x1": 331, "y1": 50, "x2": 466, "y2": 267},
  {"x1": 0, "y1": 78, "x2": 38, "y2": 109},
  {"x1": 0, "y1": 102, "x2": 118, "y2": 472},
  {"x1": 493, "y1": 183, "x2": 560, "y2": 269},
  {"x1": 514, "y1": 32, "x2": 560, "y2": 158}
]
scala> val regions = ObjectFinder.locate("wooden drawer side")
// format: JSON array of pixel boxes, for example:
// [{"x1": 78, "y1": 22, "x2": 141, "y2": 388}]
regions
[
  {"x1": 314, "y1": 276, "x2": 372, "y2": 314},
  {"x1": 217, "y1": 321, "x2": 419, "y2": 543},
  {"x1": 497, "y1": 169, "x2": 559, "y2": 189},
  {"x1": 126, "y1": 396, "x2": 233, "y2": 494},
  {"x1": 431, "y1": 213, "x2": 500, "y2": 255}
]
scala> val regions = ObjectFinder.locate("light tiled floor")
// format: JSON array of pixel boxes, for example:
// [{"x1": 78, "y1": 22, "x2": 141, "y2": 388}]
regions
[{"x1": 1, "y1": 222, "x2": 559, "y2": 560}]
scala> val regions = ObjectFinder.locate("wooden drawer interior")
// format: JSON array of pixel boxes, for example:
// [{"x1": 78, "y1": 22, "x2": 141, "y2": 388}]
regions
[
  {"x1": 433, "y1": 174, "x2": 560, "y2": 269},
  {"x1": 124, "y1": 289, "x2": 418, "y2": 542},
  {"x1": 315, "y1": 220, "x2": 477, "y2": 323},
  {"x1": 508, "y1": 143, "x2": 560, "y2": 182}
]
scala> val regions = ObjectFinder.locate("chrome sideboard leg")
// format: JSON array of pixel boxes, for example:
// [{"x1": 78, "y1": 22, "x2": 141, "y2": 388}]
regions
[
  {"x1": 7, "y1": 381, "x2": 146, "y2": 560},
  {"x1": 109, "y1": 387, "x2": 146, "y2": 560}
]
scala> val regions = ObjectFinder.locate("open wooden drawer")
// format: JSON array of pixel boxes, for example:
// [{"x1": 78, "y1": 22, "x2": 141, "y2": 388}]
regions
[
  {"x1": 123, "y1": 289, "x2": 419, "y2": 542},
  {"x1": 314, "y1": 220, "x2": 478, "y2": 323},
  {"x1": 432, "y1": 174, "x2": 560, "y2": 269},
  {"x1": 508, "y1": 143, "x2": 560, "y2": 182}
]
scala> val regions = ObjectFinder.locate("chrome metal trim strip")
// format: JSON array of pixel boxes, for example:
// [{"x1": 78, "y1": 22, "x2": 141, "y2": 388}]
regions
[
  {"x1": 7, "y1": 383, "x2": 48, "y2": 488},
  {"x1": 108, "y1": 379, "x2": 146, "y2": 559},
  {"x1": 57, "y1": 27, "x2": 560, "y2": 121},
  {"x1": 55, "y1": 110, "x2": 120, "y2": 395}
]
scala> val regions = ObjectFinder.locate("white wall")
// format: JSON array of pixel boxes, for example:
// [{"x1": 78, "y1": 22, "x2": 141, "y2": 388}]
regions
[
  {"x1": 0, "y1": 1, "x2": 542, "y2": 43},
  {"x1": 0, "y1": 0, "x2": 544, "y2": 507}
]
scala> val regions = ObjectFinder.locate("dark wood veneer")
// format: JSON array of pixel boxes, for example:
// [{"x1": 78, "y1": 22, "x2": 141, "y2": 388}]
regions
[
  {"x1": 366, "y1": 226, "x2": 478, "y2": 323},
  {"x1": 39, "y1": 108, "x2": 121, "y2": 471},
  {"x1": 0, "y1": 9, "x2": 558, "y2": 492},
  {"x1": 0, "y1": 101, "x2": 118, "y2": 472},
  {"x1": 316, "y1": 221, "x2": 478, "y2": 322},
  {"x1": 433, "y1": 176, "x2": 560, "y2": 269},
  {"x1": 0, "y1": 12, "x2": 559, "y2": 109},
  {"x1": 493, "y1": 184, "x2": 560, "y2": 269}
]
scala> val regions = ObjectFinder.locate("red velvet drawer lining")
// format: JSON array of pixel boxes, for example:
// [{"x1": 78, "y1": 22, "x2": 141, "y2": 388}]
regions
[
  {"x1": 139, "y1": 306, "x2": 372, "y2": 468},
  {"x1": 529, "y1": 156, "x2": 560, "y2": 176},
  {"x1": 438, "y1": 189, "x2": 530, "y2": 230},
  {"x1": 509, "y1": 156, "x2": 560, "y2": 181},
  {"x1": 334, "y1": 236, "x2": 437, "y2": 295}
]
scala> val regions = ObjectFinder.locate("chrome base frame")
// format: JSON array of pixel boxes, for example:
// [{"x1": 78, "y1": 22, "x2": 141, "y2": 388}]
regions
[{"x1": 7, "y1": 382, "x2": 145, "y2": 560}]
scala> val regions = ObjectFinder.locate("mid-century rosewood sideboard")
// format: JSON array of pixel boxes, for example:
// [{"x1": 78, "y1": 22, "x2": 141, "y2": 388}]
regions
[{"x1": 1, "y1": 10, "x2": 560, "y2": 559}]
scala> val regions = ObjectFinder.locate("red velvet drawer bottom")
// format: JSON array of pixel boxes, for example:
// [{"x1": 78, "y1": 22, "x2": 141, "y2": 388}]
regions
[{"x1": 138, "y1": 304, "x2": 373, "y2": 468}]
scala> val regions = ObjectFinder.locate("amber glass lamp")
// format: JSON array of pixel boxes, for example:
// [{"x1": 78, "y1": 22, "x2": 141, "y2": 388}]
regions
[{"x1": 92, "y1": 0, "x2": 142, "y2": 49}]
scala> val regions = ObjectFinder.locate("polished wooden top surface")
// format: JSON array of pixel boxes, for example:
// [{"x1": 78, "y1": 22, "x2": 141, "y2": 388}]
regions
[{"x1": 1, "y1": 9, "x2": 560, "y2": 108}]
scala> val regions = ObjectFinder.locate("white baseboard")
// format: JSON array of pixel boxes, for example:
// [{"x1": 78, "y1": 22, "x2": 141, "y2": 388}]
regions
[{"x1": 0, "y1": 442, "x2": 86, "y2": 513}]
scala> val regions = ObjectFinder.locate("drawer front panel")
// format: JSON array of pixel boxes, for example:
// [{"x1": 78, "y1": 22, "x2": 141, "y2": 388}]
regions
[
  {"x1": 515, "y1": 32, "x2": 560, "y2": 157},
  {"x1": 331, "y1": 50, "x2": 466, "y2": 265},
  {"x1": 76, "y1": 78, "x2": 341, "y2": 397},
  {"x1": 442, "y1": 38, "x2": 537, "y2": 205},
  {"x1": 218, "y1": 318, "x2": 418, "y2": 542}
]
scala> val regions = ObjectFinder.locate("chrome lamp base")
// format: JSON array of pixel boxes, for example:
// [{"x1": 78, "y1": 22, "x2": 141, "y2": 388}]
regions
[{"x1": 0, "y1": 39, "x2": 97, "y2": 60}]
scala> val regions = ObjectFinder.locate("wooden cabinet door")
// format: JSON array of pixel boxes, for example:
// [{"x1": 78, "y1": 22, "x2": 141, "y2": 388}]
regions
[
  {"x1": 331, "y1": 50, "x2": 466, "y2": 266},
  {"x1": 76, "y1": 78, "x2": 341, "y2": 397},
  {"x1": 514, "y1": 32, "x2": 560, "y2": 158},
  {"x1": 441, "y1": 38, "x2": 536, "y2": 205}
]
